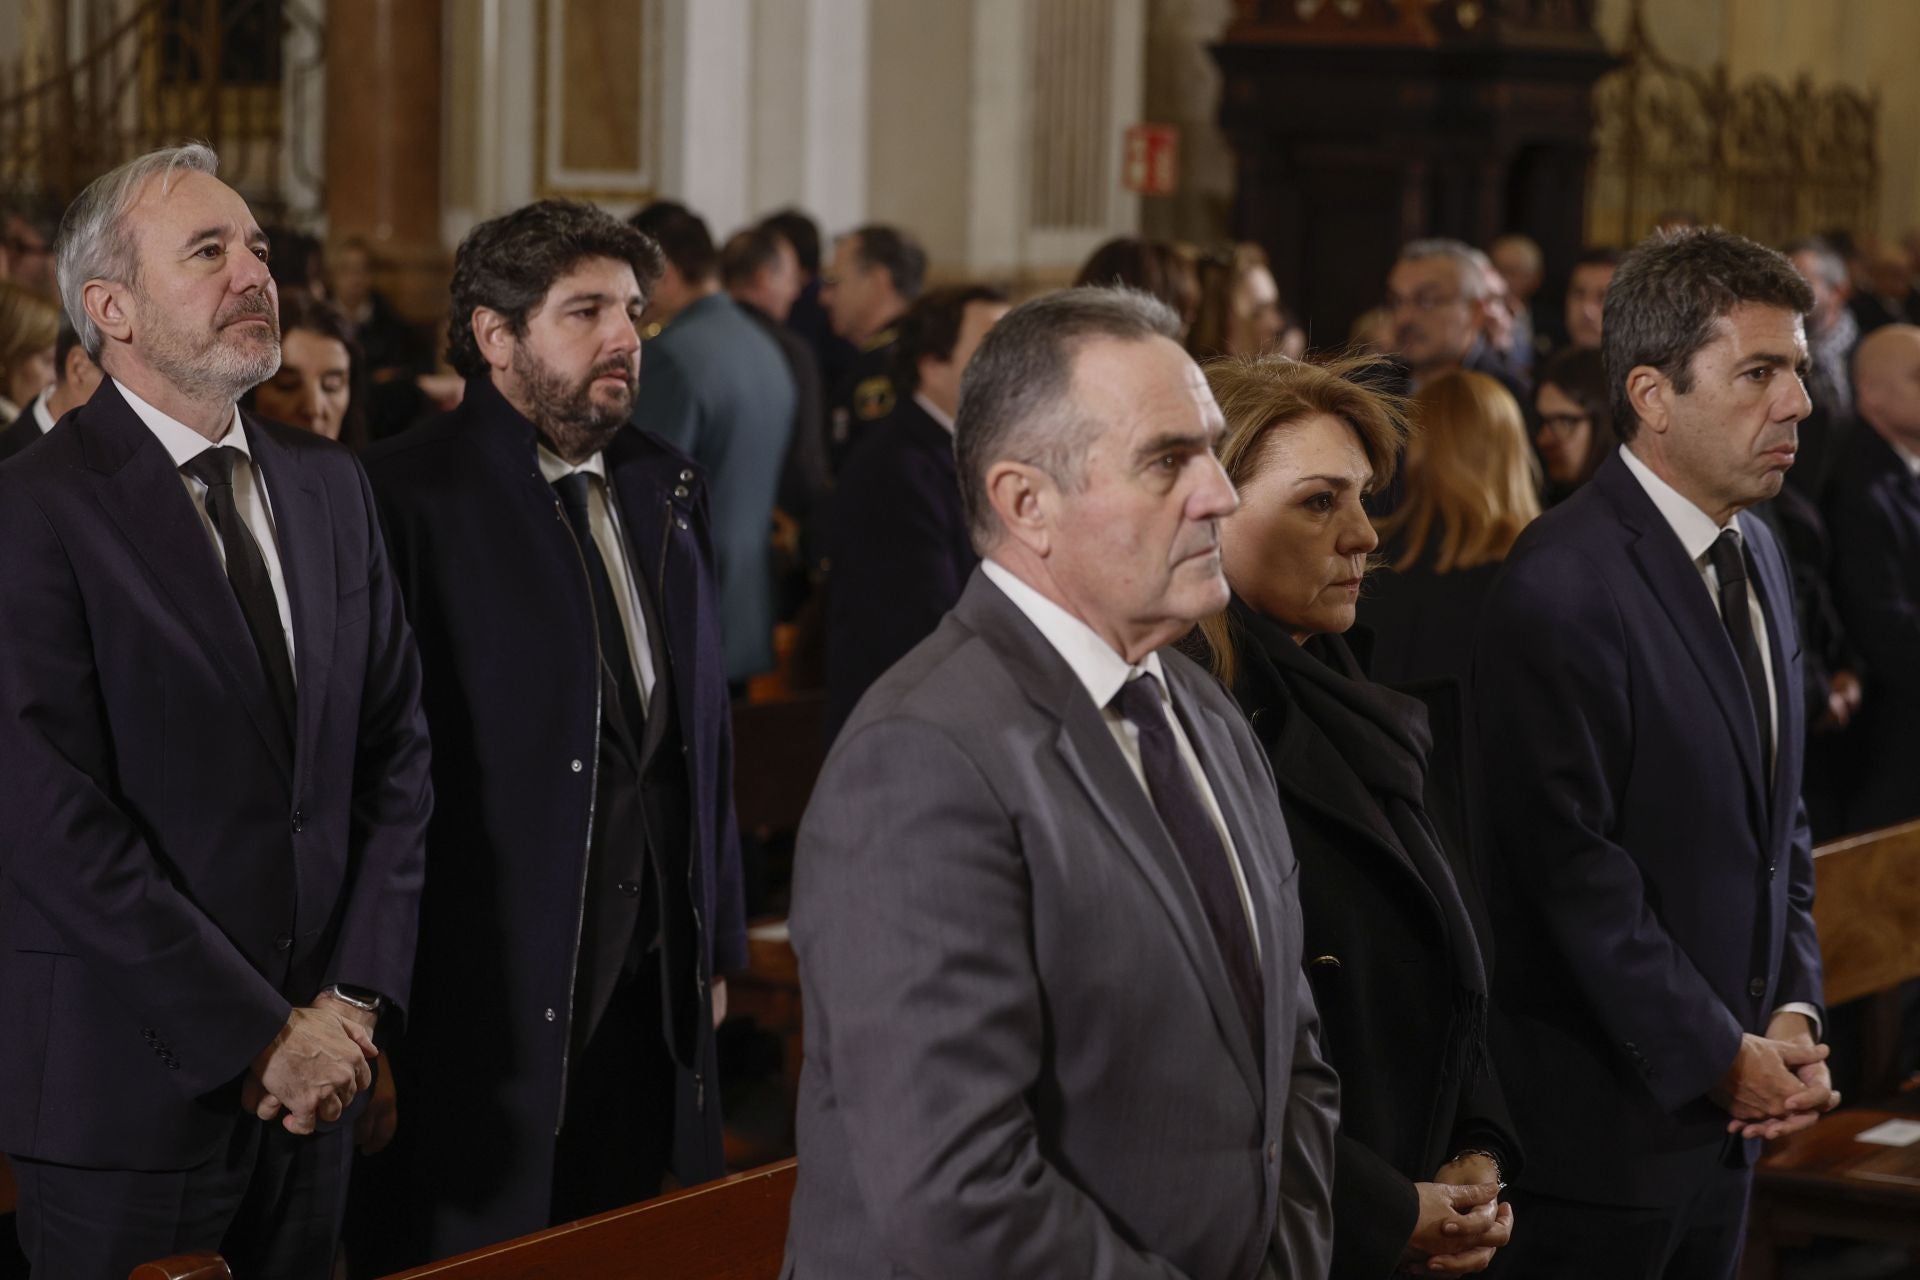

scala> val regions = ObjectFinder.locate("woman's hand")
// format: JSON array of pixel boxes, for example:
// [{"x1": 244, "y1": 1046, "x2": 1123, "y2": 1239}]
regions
[{"x1": 1401, "y1": 1180, "x2": 1510, "y2": 1275}]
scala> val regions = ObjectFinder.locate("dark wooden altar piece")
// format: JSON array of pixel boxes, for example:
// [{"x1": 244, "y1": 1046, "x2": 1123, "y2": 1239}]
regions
[{"x1": 1212, "y1": 0, "x2": 1617, "y2": 348}]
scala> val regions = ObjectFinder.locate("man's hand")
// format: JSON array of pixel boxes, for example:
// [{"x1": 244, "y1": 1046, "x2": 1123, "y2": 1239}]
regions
[
  {"x1": 1712, "y1": 1031, "x2": 1833, "y2": 1127},
  {"x1": 355, "y1": 1054, "x2": 400, "y2": 1154},
  {"x1": 1819, "y1": 670, "x2": 1863, "y2": 731},
  {"x1": 252, "y1": 1006, "x2": 378, "y2": 1135},
  {"x1": 1401, "y1": 1181, "x2": 1506, "y2": 1273},
  {"x1": 711, "y1": 977, "x2": 728, "y2": 1030},
  {"x1": 1725, "y1": 1013, "x2": 1840, "y2": 1139}
]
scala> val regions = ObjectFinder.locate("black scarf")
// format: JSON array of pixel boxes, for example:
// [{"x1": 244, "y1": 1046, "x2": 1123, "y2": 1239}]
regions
[{"x1": 1229, "y1": 599, "x2": 1491, "y2": 1088}]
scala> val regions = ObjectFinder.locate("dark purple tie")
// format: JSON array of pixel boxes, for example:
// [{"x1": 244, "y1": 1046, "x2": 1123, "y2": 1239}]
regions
[{"x1": 1112, "y1": 673, "x2": 1263, "y2": 1052}]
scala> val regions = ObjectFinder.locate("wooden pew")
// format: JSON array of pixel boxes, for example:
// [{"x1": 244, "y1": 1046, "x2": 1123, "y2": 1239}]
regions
[
  {"x1": 1743, "y1": 820, "x2": 1920, "y2": 1279},
  {"x1": 131, "y1": 1158, "x2": 797, "y2": 1280},
  {"x1": 726, "y1": 694, "x2": 822, "y2": 1159}
]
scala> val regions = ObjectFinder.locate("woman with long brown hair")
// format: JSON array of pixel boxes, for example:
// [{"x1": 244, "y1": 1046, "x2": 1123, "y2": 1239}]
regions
[{"x1": 1190, "y1": 354, "x2": 1519, "y2": 1278}]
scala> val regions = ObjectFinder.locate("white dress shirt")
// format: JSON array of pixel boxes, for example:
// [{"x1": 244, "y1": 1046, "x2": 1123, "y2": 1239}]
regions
[
  {"x1": 1620, "y1": 446, "x2": 1819, "y2": 1036},
  {"x1": 538, "y1": 445, "x2": 657, "y2": 713},
  {"x1": 1889, "y1": 436, "x2": 1920, "y2": 478},
  {"x1": 122, "y1": 381, "x2": 296, "y2": 673},
  {"x1": 1620, "y1": 447, "x2": 1777, "y2": 760},
  {"x1": 29, "y1": 386, "x2": 55, "y2": 436},
  {"x1": 981, "y1": 559, "x2": 1259, "y2": 951},
  {"x1": 914, "y1": 391, "x2": 955, "y2": 435}
]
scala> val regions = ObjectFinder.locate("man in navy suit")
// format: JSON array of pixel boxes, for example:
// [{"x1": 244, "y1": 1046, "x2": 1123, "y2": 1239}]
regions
[
  {"x1": 0, "y1": 145, "x2": 432, "y2": 1278},
  {"x1": 823, "y1": 283, "x2": 1008, "y2": 742},
  {"x1": 1476, "y1": 228, "x2": 1837, "y2": 1279},
  {"x1": 353, "y1": 200, "x2": 746, "y2": 1269},
  {"x1": 1828, "y1": 324, "x2": 1920, "y2": 832}
]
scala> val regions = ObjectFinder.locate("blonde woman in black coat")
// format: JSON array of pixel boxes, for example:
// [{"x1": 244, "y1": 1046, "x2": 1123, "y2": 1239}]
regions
[{"x1": 1191, "y1": 355, "x2": 1520, "y2": 1278}]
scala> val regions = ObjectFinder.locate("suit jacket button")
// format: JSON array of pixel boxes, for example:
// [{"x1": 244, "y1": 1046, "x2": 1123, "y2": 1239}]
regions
[
  {"x1": 291, "y1": 810, "x2": 304, "y2": 833},
  {"x1": 679, "y1": 469, "x2": 693, "y2": 482},
  {"x1": 545, "y1": 1007, "x2": 556, "y2": 1022},
  {"x1": 675, "y1": 517, "x2": 689, "y2": 531},
  {"x1": 570, "y1": 758, "x2": 583, "y2": 773},
  {"x1": 1748, "y1": 978, "x2": 1766, "y2": 998},
  {"x1": 617, "y1": 881, "x2": 641, "y2": 897},
  {"x1": 274, "y1": 933, "x2": 293, "y2": 951},
  {"x1": 1767, "y1": 862, "x2": 1777, "y2": 881},
  {"x1": 673, "y1": 485, "x2": 689, "y2": 499}
]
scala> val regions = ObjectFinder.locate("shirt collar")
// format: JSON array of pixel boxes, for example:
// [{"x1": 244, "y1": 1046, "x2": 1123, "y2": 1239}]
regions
[
  {"x1": 913, "y1": 391, "x2": 955, "y2": 435},
  {"x1": 1887, "y1": 437, "x2": 1920, "y2": 478},
  {"x1": 115, "y1": 378, "x2": 246, "y2": 469},
  {"x1": 30, "y1": 386, "x2": 55, "y2": 436},
  {"x1": 980, "y1": 558, "x2": 1166, "y2": 711},
  {"x1": 536, "y1": 444, "x2": 608, "y2": 486},
  {"x1": 1620, "y1": 444, "x2": 1733, "y2": 562}
]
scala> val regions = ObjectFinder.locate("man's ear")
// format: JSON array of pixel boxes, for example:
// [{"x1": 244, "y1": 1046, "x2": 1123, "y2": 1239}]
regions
[
  {"x1": 82, "y1": 279, "x2": 132, "y2": 351},
  {"x1": 472, "y1": 307, "x2": 516, "y2": 373},
  {"x1": 1626, "y1": 364, "x2": 1671, "y2": 437},
  {"x1": 985, "y1": 461, "x2": 1053, "y2": 557}
]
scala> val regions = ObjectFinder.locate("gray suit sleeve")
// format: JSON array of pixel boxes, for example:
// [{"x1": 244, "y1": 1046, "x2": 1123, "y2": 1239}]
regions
[
  {"x1": 792, "y1": 716, "x2": 1191, "y2": 1280},
  {"x1": 1275, "y1": 912, "x2": 1340, "y2": 1278}
]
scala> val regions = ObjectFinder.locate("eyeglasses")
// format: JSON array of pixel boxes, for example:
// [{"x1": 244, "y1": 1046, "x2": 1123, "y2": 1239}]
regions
[
  {"x1": 1384, "y1": 291, "x2": 1463, "y2": 314},
  {"x1": 1536, "y1": 413, "x2": 1591, "y2": 436}
]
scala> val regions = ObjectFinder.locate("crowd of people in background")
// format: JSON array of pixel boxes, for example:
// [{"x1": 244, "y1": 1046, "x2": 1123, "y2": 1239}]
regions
[{"x1": 3, "y1": 145, "x2": 1920, "y2": 1279}]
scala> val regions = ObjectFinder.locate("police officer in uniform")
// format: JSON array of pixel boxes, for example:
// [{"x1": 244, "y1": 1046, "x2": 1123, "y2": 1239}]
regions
[{"x1": 820, "y1": 224, "x2": 926, "y2": 472}]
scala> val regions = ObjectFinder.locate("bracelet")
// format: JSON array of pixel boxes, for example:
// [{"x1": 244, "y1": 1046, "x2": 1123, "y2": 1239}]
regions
[
  {"x1": 320, "y1": 984, "x2": 384, "y2": 1014},
  {"x1": 1452, "y1": 1148, "x2": 1504, "y2": 1186}
]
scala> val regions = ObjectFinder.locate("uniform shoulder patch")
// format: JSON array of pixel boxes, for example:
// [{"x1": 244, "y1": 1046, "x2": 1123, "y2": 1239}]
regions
[{"x1": 854, "y1": 375, "x2": 896, "y2": 422}]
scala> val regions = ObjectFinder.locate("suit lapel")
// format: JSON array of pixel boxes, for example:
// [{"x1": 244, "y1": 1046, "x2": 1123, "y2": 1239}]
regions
[
  {"x1": 609, "y1": 434, "x2": 683, "y2": 767},
  {"x1": 1601, "y1": 460, "x2": 1767, "y2": 813},
  {"x1": 1740, "y1": 511, "x2": 1800, "y2": 834},
  {"x1": 84, "y1": 384, "x2": 293, "y2": 783},
  {"x1": 246, "y1": 420, "x2": 335, "y2": 781},
  {"x1": 955, "y1": 576, "x2": 1264, "y2": 1104}
]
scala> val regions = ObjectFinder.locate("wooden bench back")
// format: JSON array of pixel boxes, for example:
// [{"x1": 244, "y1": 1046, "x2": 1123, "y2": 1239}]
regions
[
  {"x1": 1812, "y1": 819, "x2": 1920, "y2": 1006},
  {"x1": 731, "y1": 695, "x2": 825, "y2": 838},
  {"x1": 128, "y1": 1160, "x2": 797, "y2": 1280},
  {"x1": 381, "y1": 1159, "x2": 796, "y2": 1279}
]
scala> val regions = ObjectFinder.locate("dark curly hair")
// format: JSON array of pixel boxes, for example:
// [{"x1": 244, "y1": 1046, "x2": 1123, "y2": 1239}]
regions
[{"x1": 445, "y1": 199, "x2": 665, "y2": 379}]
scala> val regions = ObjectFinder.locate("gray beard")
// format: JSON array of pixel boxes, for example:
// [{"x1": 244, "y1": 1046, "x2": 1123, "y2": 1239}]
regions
[{"x1": 141, "y1": 292, "x2": 282, "y2": 405}]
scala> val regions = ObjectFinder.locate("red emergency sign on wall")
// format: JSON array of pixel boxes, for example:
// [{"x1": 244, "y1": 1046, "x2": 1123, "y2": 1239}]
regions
[{"x1": 1123, "y1": 124, "x2": 1180, "y2": 197}]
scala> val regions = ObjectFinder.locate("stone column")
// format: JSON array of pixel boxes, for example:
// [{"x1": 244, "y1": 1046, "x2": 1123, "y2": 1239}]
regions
[{"x1": 325, "y1": 0, "x2": 445, "y2": 324}]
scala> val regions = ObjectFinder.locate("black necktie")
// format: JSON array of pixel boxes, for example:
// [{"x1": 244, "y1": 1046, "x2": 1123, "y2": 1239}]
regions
[
  {"x1": 1112, "y1": 673, "x2": 1264, "y2": 1052},
  {"x1": 1706, "y1": 529, "x2": 1773, "y2": 781},
  {"x1": 181, "y1": 446, "x2": 296, "y2": 742},
  {"x1": 553, "y1": 472, "x2": 646, "y2": 744}
]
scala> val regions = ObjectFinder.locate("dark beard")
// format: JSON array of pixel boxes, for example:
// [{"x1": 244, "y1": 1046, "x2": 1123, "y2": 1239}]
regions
[{"x1": 511, "y1": 343, "x2": 636, "y2": 462}]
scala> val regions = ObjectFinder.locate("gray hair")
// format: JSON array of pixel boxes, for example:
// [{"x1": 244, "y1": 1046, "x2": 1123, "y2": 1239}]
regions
[
  {"x1": 1783, "y1": 237, "x2": 1848, "y2": 292},
  {"x1": 1397, "y1": 238, "x2": 1494, "y2": 302},
  {"x1": 57, "y1": 143, "x2": 221, "y2": 358},
  {"x1": 953, "y1": 285, "x2": 1182, "y2": 549}
]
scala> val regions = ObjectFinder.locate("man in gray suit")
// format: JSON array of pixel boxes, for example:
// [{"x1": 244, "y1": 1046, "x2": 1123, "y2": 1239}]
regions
[
  {"x1": 783, "y1": 287, "x2": 1339, "y2": 1279},
  {"x1": 630, "y1": 200, "x2": 795, "y2": 685}
]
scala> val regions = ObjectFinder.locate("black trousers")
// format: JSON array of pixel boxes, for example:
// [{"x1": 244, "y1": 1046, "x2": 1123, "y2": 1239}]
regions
[
  {"x1": 548, "y1": 954, "x2": 679, "y2": 1225},
  {"x1": 11, "y1": 1117, "x2": 353, "y2": 1280},
  {"x1": 1490, "y1": 1165, "x2": 1751, "y2": 1280}
]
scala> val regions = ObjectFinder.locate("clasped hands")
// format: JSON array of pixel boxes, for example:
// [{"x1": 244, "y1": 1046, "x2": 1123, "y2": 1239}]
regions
[
  {"x1": 1401, "y1": 1153, "x2": 1513, "y2": 1275},
  {"x1": 1712, "y1": 1011, "x2": 1841, "y2": 1141},
  {"x1": 240, "y1": 993, "x2": 379, "y2": 1136}
]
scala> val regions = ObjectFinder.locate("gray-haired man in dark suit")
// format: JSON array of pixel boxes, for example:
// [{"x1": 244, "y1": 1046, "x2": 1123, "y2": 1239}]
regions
[{"x1": 782, "y1": 287, "x2": 1339, "y2": 1280}]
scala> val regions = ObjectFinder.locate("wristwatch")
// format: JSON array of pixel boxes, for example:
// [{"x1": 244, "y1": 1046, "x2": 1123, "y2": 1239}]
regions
[{"x1": 320, "y1": 984, "x2": 385, "y2": 1015}]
